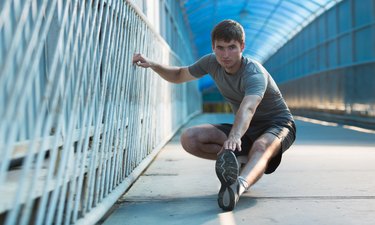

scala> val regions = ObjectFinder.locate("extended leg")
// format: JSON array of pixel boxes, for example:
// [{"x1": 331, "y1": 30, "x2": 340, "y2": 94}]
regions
[
  {"x1": 215, "y1": 133, "x2": 282, "y2": 211},
  {"x1": 240, "y1": 133, "x2": 282, "y2": 188}
]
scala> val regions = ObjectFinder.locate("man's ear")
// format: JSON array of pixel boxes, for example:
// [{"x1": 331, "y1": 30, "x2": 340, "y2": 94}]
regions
[{"x1": 241, "y1": 42, "x2": 245, "y2": 52}]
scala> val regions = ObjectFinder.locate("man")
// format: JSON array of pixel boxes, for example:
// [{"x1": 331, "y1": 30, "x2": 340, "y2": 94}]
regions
[{"x1": 132, "y1": 19, "x2": 296, "y2": 211}]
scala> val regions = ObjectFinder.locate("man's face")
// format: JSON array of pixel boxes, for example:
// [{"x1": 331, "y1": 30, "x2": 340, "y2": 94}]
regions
[{"x1": 212, "y1": 39, "x2": 244, "y2": 72}]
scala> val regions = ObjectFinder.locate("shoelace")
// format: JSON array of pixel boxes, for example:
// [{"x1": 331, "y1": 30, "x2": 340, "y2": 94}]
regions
[{"x1": 238, "y1": 176, "x2": 249, "y2": 195}]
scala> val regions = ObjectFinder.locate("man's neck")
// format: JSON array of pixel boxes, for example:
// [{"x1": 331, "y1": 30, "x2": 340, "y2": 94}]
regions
[{"x1": 225, "y1": 57, "x2": 243, "y2": 75}]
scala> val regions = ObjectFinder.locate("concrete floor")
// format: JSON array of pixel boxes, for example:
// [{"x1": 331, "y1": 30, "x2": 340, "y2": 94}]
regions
[{"x1": 102, "y1": 114, "x2": 375, "y2": 225}]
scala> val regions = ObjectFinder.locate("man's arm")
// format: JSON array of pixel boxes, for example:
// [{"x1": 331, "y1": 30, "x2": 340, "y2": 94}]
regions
[
  {"x1": 223, "y1": 95, "x2": 262, "y2": 151},
  {"x1": 132, "y1": 53, "x2": 197, "y2": 84}
]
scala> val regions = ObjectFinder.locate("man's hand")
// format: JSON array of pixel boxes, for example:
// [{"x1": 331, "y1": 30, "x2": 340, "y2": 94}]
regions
[
  {"x1": 132, "y1": 53, "x2": 152, "y2": 68},
  {"x1": 224, "y1": 134, "x2": 242, "y2": 151},
  {"x1": 132, "y1": 53, "x2": 196, "y2": 84},
  {"x1": 218, "y1": 134, "x2": 242, "y2": 155}
]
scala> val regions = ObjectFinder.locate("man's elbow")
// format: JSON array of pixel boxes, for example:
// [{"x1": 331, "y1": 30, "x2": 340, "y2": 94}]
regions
[
  {"x1": 245, "y1": 106, "x2": 256, "y2": 116},
  {"x1": 243, "y1": 95, "x2": 262, "y2": 114},
  {"x1": 175, "y1": 68, "x2": 191, "y2": 84},
  {"x1": 174, "y1": 76, "x2": 185, "y2": 84}
]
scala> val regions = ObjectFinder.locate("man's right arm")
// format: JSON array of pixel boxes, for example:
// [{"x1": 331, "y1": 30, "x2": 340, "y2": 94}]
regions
[{"x1": 132, "y1": 53, "x2": 197, "y2": 84}]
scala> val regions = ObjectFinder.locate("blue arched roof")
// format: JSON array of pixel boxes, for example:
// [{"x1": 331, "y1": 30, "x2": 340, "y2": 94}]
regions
[
  {"x1": 181, "y1": 0, "x2": 342, "y2": 90},
  {"x1": 182, "y1": 0, "x2": 342, "y2": 63}
]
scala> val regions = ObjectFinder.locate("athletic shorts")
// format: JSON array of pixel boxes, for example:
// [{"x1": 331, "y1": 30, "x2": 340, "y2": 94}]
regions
[{"x1": 213, "y1": 119, "x2": 296, "y2": 174}]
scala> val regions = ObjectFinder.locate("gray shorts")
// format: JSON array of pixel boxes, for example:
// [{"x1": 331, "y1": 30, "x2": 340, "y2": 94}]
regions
[{"x1": 213, "y1": 119, "x2": 296, "y2": 174}]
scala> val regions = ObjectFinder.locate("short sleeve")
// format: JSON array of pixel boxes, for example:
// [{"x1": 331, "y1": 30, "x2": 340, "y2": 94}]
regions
[
  {"x1": 188, "y1": 54, "x2": 212, "y2": 78},
  {"x1": 242, "y1": 72, "x2": 267, "y2": 98}
]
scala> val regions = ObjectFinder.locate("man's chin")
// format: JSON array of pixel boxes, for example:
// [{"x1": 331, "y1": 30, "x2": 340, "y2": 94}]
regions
[
  {"x1": 223, "y1": 64, "x2": 234, "y2": 70},
  {"x1": 220, "y1": 62, "x2": 232, "y2": 68}
]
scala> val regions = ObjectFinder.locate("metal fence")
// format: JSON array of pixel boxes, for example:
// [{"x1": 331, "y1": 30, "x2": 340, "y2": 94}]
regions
[{"x1": 0, "y1": 1, "x2": 200, "y2": 224}]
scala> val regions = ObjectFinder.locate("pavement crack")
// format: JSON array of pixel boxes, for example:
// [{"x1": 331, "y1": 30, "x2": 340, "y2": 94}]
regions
[{"x1": 143, "y1": 173, "x2": 178, "y2": 176}]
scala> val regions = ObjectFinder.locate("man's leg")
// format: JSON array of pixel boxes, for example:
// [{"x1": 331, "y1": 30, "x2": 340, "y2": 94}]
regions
[
  {"x1": 215, "y1": 133, "x2": 282, "y2": 211},
  {"x1": 180, "y1": 124, "x2": 227, "y2": 160},
  {"x1": 240, "y1": 132, "x2": 282, "y2": 189},
  {"x1": 181, "y1": 125, "x2": 285, "y2": 211}
]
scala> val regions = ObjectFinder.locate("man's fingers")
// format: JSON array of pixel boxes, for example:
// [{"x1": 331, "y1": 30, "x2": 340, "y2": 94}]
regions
[
  {"x1": 222, "y1": 139, "x2": 242, "y2": 152},
  {"x1": 137, "y1": 62, "x2": 148, "y2": 67},
  {"x1": 132, "y1": 54, "x2": 151, "y2": 68},
  {"x1": 132, "y1": 53, "x2": 143, "y2": 64},
  {"x1": 237, "y1": 143, "x2": 242, "y2": 151},
  {"x1": 225, "y1": 142, "x2": 233, "y2": 150},
  {"x1": 134, "y1": 59, "x2": 145, "y2": 67},
  {"x1": 224, "y1": 142, "x2": 235, "y2": 151}
]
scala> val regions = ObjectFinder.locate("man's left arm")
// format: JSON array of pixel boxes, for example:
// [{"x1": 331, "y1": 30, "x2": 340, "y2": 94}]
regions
[{"x1": 223, "y1": 95, "x2": 262, "y2": 151}]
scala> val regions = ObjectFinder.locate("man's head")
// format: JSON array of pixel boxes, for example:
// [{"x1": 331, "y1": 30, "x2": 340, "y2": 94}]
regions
[
  {"x1": 211, "y1": 20, "x2": 245, "y2": 74},
  {"x1": 211, "y1": 19, "x2": 245, "y2": 46}
]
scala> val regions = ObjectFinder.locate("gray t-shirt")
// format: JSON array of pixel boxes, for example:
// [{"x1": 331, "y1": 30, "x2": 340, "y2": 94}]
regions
[{"x1": 188, "y1": 53, "x2": 293, "y2": 123}]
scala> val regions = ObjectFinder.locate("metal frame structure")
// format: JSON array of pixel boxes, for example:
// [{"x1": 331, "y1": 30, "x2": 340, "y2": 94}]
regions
[
  {"x1": 182, "y1": 0, "x2": 342, "y2": 63},
  {"x1": 0, "y1": 1, "x2": 200, "y2": 224},
  {"x1": 266, "y1": 0, "x2": 375, "y2": 120}
]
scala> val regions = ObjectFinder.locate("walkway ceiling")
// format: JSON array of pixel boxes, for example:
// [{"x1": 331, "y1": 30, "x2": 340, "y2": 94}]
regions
[{"x1": 182, "y1": 0, "x2": 342, "y2": 63}]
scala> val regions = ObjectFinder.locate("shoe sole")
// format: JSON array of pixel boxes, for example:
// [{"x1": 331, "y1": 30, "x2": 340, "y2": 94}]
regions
[{"x1": 215, "y1": 150, "x2": 239, "y2": 211}]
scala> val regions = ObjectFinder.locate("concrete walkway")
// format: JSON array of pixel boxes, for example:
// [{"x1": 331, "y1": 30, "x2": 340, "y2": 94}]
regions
[{"x1": 102, "y1": 114, "x2": 375, "y2": 225}]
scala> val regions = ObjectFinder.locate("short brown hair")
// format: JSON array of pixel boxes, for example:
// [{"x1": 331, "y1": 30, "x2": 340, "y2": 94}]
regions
[{"x1": 211, "y1": 20, "x2": 245, "y2": 45}]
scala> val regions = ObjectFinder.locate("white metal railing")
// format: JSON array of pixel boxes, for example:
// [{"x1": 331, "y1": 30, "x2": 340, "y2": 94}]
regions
[{"x1": 0, "y1": 0, "x2": 201, "y2": 224}]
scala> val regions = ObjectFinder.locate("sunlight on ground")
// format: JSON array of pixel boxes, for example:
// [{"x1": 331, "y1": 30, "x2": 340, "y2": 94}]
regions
[
  {"x1": 294, "y1": 116, "x2": 375, "y2": 134},
  {"x1": 218, "y1": 211, "x2": 236, "y2": 225}
]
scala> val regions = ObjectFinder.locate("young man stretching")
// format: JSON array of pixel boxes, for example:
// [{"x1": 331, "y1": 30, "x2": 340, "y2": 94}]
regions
[{"x1": 132, "y1": 19, "x2": 296, "y2": 211}]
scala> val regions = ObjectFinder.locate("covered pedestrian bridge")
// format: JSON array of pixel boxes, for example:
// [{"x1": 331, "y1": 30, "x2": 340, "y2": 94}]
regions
[{"x1": 0, "y1": 0, "x2": 374, "y2": 224}]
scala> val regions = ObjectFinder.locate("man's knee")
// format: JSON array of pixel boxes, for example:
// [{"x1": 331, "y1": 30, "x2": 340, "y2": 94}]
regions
[
  {"x1": 180, "y1": 127, "x2": 198, "y2": 152},
  {"x1": 250, "y1": 139, "x2": 267, "y2": 155},
  {"x1": 249, "y1": 136, "x2": 281, "y2": 159}
]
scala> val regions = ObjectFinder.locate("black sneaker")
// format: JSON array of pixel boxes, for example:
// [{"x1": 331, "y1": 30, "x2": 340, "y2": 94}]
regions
[{"x1": 215, "y1": 150, "x2": 240, "y2": 211}]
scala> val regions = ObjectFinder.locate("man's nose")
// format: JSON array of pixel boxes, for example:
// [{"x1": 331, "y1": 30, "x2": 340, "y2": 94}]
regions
[{"x1": 223, "y1": 48, "x2": 229, "y2": 57}]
